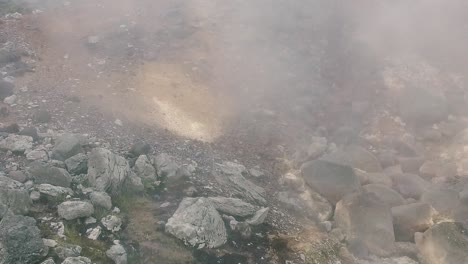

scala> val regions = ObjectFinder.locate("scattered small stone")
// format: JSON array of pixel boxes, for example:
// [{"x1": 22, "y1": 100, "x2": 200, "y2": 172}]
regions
[
  {"x1": 86, "y1": 226, "x2": 102, "y2": 240},
  {"x1": 106, "y1": 242, "x2": 127, "y2": 264},
  {"x1": 85, "y1": 217, "x2": 97, "y2": 225},
  {"x1": 249, "y1": 167, "x2": 265, "y2": 178},
  {"x1": 101, "y1": 215, "x2": 122, "y2": 232},
  {"x1": 43, "y1": 238, "x2": 57, "y2": 248},
  {"x1": 3, "y1": 94, "x2": 16, "y2": 105},
  {"x1": 112, "y1": 207, "x2": 121, "y2": 214},
  {"x1": 87, "y1": 35, "x2": 100, "y2": 45},
  {"x1": 33, "y1": 109, "x2": 52, "y2": 123},
  {"x1": 30, "y1": 191, "x2": 40, "y2": 201},
  {"x1": 114, "y1": 119, "x2": 123, "y2": 126},
  {"x1": 160, "y1": 202, "x2": 170, "y2": 208}
]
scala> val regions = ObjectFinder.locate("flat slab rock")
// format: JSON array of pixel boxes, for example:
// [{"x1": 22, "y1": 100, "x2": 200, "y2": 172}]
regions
[{"x1": 215, "y1": 162, "x2": 266, "y2": 205}]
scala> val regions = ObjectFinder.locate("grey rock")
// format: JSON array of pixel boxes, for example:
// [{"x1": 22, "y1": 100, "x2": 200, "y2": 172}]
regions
[
  {"x1": 301, "y1": 160, "x2": 361, "y2": 204},
  {"x1": 0, "y1": 214, "x2": 46, "y2": 264},
  {"x1": 51, "y1": 134, "x2": 83, "y2": 161},
  {"x1": 26, "y1": 149, "x2": 49, "y2": 161},
  {"x1": 42, "y1": 239, "x2": 57, "y2": 248},
  {"x1": 276, "y1": 189, "x2": 332, "y2": 222},
  {"x1": 37, "y1": 184, "x2": 73, "y2": 198},
  {"x1": 64, "y1": 153, "x2": 88, "y2": 175},
  {"x1": 90, "y1": 191, "x2": 112, "y2": 210},
  {"x1": 87, "y1": 148, "x2": 131, "y2": 194},
  {"x1": 154, "y1": 153, "x2": 179, "y2": 178},
  {"x1": 133, "y1": 155, "x2": 156, "y2": 180},
  {"x1": 0, "y1": 134, "x2": 33, "y2": 154},
  {"x1": 420, "y1": 160, "x2": 457, "y2": 179},
  {"x1": 246, "y1": 207, "x2": 269, "y2": 225},
  {"x1": 391, "y1": 202, "x2": 434, "y2": 242},
  {"x1": 124, "y1": 172, "x2": 144, "y2": 192},
  {"x1": 416, "y1": 222, "x2": 468, "y2": 264},
  {"x1": 358, "y1": 256, "x2": 418, "y2": 264},
  {"x1": 106, "y1": 243, "x2": 127, "y2": 264},
  {"x1": 0, "y1": 203, "x2": 8, "y2": 219},
  {"x1": 101, "y1": 215, "x2": 122, "y2": 232},
  {"x1": 421, "y1": 186, "x2": 459, "y2": 217},
  {"x1": 29, "y1": 162, "x2": 72, "y2": 187},
  {"x1": 3, "y1": 94, "x2": 16, "y2": 105},
  {"x1": 334, "y1": 191, "x2": 395, "y2": 257},
  {"x1": 249, "y1": 168, "x2": 265, "y2": 178},
  {"x1": 398, "y1": 156, "x2": 425, "y2": 174},
  {"x1": 30, "y1": 191, "x2": 40, "y2": 201},
  {"x1": 19, "y1": 127, "x2": 39, "y2": 141},
  {"x1": 54, "y1": 244, "x2": 82, "y2": 260},
  {"x1": 129, "y1": 141, "x2": 151, "y2": 157},
  {"x1": 33, "y1": 109, "x2": 52, "y2": 123},
  {"x1": 278, "y1": 172, "x2": 305, "y2": 190},
  {"x1": 398, "y1": 87, "x2": 448, "y2": 126},
  {"x1": 215, "y1": 163, "x2": 266, "y2": 205},
  {"x1": 0, "y1": 80, "x2": 13, "y2": 100},
  {"x1": 62, "y1": 257, "x2": 91, "y2": 264},
  {"x1": 363, "y1": 184, "x2": 405, "y2": 207},
  {"x1": 7, "y1": 170, "x2": 27, "y2": 183},
  {"x1": 207, "y1": 197, "x2": 258, "y2": 217},
  {"x1": 391, "y1": 173, "x2": 430, "y2": 199},
  {"x1": 0, "y1": 176, "x2": 31, "y2": 215},
  {"x1": 355, "y1": 170, "x2": 392, "y2": 187},
  {"x1": 57, "y1": 201, "x2": 94, "y2": 220},
  {"x1": 86, "y1": 226, "x2": 101, "y2": 240},
  {"x1": 166, "y1": 197, "x2": 227, "y2": 248},
  {"x1": 41, "y1": 258, "x2": 55, "y2": 264},
  {"x1": 345, "y1": 145, "x2": 383, "y2": 172}
]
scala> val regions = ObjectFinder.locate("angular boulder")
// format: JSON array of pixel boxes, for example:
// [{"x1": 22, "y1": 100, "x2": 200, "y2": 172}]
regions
[
  {"x1": 57, "y1": 201, "x2": 94, "y2": 220},
  {"x1": 51, "y1": 134, "x2": 83, "y2": 161},
  {"x1": 87, "y1": 148, "x2": 130, "y2": 194},
  {"x1": 416, "y1": 222, "x2": 468, "y2": 264},
  {"x1": 334, "y1": 191, "x2": 395, "y2": 257},
  {"x1": 166, "y1": 197, "x2": 227, "y2": 248},
  {"x1": 391, "y1": 202, "x2": 434, "y2": 242},
  {"x1": 62, "y1": 257, "x2": 91, "y2": 264},
  {"x1": 0, "y1": 214, "x2": 46, "y2": 264},
  {"x1": 29, "y1": 162, "x2": 72, "y2": 188},
  {"x1": 301, "y1": 160, "x2": 361, "y2": 204},
  {"x1": 64, "y1": 153, "x2": 88, "y2": 175},
  {"x1": 0, "y1": 176, "x2": 31, "y2": 215},
  {"x1": 154, "y1": 153, "x2": 179, "y2": 178},
  {"x1": 106, "y1": 243, "x2": 127, "y2": 264},
  {"x1": 0, "y1": 134, "x2": 33, "y2": 154}
]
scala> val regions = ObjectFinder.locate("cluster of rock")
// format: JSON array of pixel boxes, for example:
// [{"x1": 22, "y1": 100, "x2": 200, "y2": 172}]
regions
[
  {"x1": 0, "y1": 129, "x2": 191, "y2": 263},
  {"x1": 280, "y1": 131, "x2": 468, "y2": 264}
]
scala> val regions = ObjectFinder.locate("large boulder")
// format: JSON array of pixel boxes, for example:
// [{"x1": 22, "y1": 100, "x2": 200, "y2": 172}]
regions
[
  {"x1": 87, "y1": 148, "x2": 131, "y2": 194},
  {"x1": 0, "y1": 176, "x2": 31, "y2": 215},
  {"x1": 345, "y1": 145, "x2": 383, "y2": 172},
  {"x1": 37, "y1": 184, "x2": 73, "y2": 198},
  {"x1": 391, "y1": 173, "x2": 430, "y2": 199},
  {"x1": 57, "y1": 201, "x2": 94, "y2": 220},
  {"x1": 334, "y1": 191, "x2": 395, "y2": 257},
  {"x1": 64, "y1": 153, "x2": 88, "y2": 175},
  {"x1": 207, "y1": 197, "x2": 258, "y2": 217},
  {"x1": 416, "y1": 222, "x2": 468, "y2": 264},
  {"x1": 0, "y1": 214, "x2": 46, "y2": 264},
  {"x1": 165, "y1": 197, "x2": 227, "y2": 248},
  {"x1": 154, "y1": 153, "x2": 179, "y2": 178},
  {"x1": 51, "y1": 134, "x2": 83, "y2": 161},
  {"x1": 0, "y1": 134, "x2": 33, "y2": 154},
  {"x1": 391, "y1": 202, "x2": 434, "y2": 242},
  {"x1": 301, "y1": 160, "x2": 361, "y2": 204},
  {"x1": 363, "y1": 184, "x2": 405, "y2": 207},
  {"x1": 215, "y1": 162, "x2": 267, "y2": 205},
  {"x1": 276, "y1": 189, "x2": 332, "y2": 222},
  {"x1": 28, "y1": 162, "x2": 72, "y2": 188}
]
